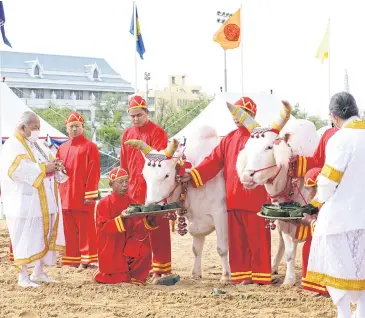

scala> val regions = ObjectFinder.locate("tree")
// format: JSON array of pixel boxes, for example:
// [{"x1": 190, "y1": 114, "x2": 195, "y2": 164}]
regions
[
  {"x1": 155, "y1": 97, "x2": 212, "y2": 137},
  {"x1": 33, "y1": 102, "x2": 92, "y2": 139},
  {"x1": 291, "y1": 103, "x2": 327, "y2": 130},
  {"x1": 93, "y1": 93, "x2": 127, "y2": 155}
]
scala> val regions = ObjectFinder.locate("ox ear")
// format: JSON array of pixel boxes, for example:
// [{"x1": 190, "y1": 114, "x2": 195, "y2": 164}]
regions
[{"x1": 273, "y1": 136, "x2": 292, "y2": 168}]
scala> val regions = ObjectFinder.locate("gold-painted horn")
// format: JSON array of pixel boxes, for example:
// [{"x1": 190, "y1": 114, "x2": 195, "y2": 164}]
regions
[
  {"x1": 164, "y1": 139, "x2": 179, "y2": 158},
  {"x1": 226, "y1": 102, "x2": 260, "y2": 132},
  {"x1": 271, "y1": 101, "x2": 292, "y2": 132},
  {"x1": 124, "y1": 139, "x2": 153, "y2": 155}
]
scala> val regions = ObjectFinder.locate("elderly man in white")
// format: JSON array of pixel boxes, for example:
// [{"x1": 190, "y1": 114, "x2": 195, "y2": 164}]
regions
[
  {"x1": 305, "y1": 92, "x2": 365, "y2": 318},
  {"x1": 0, "y1": 111, "x2": 65, "y2": 288}
]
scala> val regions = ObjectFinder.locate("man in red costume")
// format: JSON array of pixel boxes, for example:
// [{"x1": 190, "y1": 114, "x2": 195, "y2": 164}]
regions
[
  {"x1": 295, "y1": 168, "x2": 328, "y2": 296},
  {"x1": 120, "y1": 95, "x2": 171, "y2": 280},
  {"x1": 57, "y1": 112, "x2": 100, "y2": 268},
  {"x1": 294, "y1": 126, "x2": 338, "y2": 177},
  {"x1": 185, "y1": 97, "x2": 272, "y2": 285},
  {"x1": 94, "y1": 167, "x2": 158, "y2": 285}
]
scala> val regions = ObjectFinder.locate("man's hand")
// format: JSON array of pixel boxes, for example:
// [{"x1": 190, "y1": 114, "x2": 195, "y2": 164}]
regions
[
  {"x1": 146, "y1": 215, "x2": 157, "y2": 228},
  {"x1": 181, "y1": 171, "x2": 192, "y2": 183},
  {"x1": 300, "y1": 213, "x2": 317, "y2": 226},
  {"x1": 45, "y1": 160, "x2": 57, "y2": 173}
]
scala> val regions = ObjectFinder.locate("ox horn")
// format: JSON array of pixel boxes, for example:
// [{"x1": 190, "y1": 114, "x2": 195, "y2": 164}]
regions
[
  {"x1": 271, "y1": 101, "x2": 292, "y2": 132},
  {"x1": 226, "y1": 102, "x2": 260, "y2": 132},
  {"x1": 124, "y1": 139, "x2": 153, "y2": 155},
  {"x1": 164, "y1": 139, "x2": 179, "y2": 158}
]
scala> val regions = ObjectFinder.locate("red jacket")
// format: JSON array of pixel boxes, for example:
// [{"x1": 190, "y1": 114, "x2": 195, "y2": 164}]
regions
[
  {"x1": 95, "y1": 192, "x2": 157, "y2": 275},
  {"x1": 57, "y1": 134, "x2": 100, "y2": 211},
  {"x1": 120, "y1": 120, "x2": 168, "y2": 204},
  {"x1": 190, "y1": 128, "x2": 268, "y2": 212},
  {"x1": 296, "y1": 127, "x2": 338, "y2": 177}
]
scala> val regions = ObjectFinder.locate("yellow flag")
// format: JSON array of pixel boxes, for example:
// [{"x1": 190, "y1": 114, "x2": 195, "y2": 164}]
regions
[
  {"x1": 213, "y1": 9, "x2": 241, "y2": 50},
  {"x1": 315, "y1": 23, "x2": 329, "y2": 63}
]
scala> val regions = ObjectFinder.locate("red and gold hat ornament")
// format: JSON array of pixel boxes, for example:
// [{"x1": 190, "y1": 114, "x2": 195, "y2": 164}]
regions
[
  {"x1": 128, "y1": 95, "x2": 147, "y2": 111},
  {"x1": 304, "y1": 168, "x2": 321, "y2": 187},
  {"x1": 65, "y1": 112, "x2": 84, "y2": 125},
  {"x1": 234, "y1": 96, "x2": 257, "y2": 116},
  {"x1": 108, "y1": 167, "x2": 128, "y2": 182}
]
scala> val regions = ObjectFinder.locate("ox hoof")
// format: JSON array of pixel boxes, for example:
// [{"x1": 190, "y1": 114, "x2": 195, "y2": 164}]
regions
[
  {"x1": 192, "y1": 274, "x2": 202, "y2": 280},
  {"x1": 281, "y1": 280, "x2": 296, "y2": 288}
]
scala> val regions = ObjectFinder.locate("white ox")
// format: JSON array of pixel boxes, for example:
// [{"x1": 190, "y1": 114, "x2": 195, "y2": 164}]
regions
[
  {"x1": 231, "y1": 102, "x2": 319, "y2": 286},
  {"x1": 125, "y1": 126, "x2": 230, "y2": 282}
]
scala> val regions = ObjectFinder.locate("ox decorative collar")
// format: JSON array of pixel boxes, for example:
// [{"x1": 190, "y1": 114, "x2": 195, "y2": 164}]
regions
[
  {"x1": 146, "y1": 153, "x2": 169, "y2": 167},
  {"x1": 250, "y1": 127, "x2": 280, "y2": 138}
]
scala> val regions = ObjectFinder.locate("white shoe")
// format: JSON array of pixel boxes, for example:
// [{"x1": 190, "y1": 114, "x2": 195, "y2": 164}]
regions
[
  {"x1": 30, "y1": 273, "x2": 58, "y2": 283},
  {"x1": 18, "y1": 277, "x2": 40, "y2": 288}
]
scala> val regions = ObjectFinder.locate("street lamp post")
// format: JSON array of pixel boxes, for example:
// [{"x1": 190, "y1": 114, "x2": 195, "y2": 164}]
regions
[{"x1": 216, "y1": 11, "x2": 233, "y2": 93}]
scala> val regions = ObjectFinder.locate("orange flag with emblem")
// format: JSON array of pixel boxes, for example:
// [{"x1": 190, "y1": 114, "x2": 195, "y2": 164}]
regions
[{"x1": 213, "y1": 9, "x2": 241, "y2": 50}]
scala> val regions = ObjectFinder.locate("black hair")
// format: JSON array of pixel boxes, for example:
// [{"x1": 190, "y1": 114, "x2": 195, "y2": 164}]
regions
[{"x1": 329, "y1": 92, "x2": 359, "y2": 120}]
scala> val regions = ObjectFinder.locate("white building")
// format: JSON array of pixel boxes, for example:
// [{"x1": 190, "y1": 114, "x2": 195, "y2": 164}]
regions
[{"x1": 0, "y1": 51, "x2": 134, "y2": 124}]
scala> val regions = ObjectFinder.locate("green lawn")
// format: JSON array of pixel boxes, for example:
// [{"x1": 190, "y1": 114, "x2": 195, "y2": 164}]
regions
[{"x1": 99, "y1": 177, "x2": 110, "y2": 189}]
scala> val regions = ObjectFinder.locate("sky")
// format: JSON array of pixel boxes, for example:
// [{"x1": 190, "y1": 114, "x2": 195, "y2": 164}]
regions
[{"x1": 1, "y1": 0, "x2": 364, "y2": 117}]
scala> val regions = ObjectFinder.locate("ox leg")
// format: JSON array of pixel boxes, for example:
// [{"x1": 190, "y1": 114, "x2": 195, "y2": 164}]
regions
[
  {"x1": 214, "y1": 215, "x2": 230, "y2": 283},
  {"x1": 281, "y1": 232, "x2": 297, "y2": 287},
  {"x1": 192, "y1": 235, "x2": 205, "y2": 279},
  {"x1": 272, "y1": 225, "x2": 285, "y2": 275}
]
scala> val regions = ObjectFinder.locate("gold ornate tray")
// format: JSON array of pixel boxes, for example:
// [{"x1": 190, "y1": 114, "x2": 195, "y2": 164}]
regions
[{"x1": 121, "y1": 208, "x2": 181, "y2": 218}]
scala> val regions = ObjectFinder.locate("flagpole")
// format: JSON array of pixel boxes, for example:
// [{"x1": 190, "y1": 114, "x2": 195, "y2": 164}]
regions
[
  {"x1": 240, "y1": 4, "x2": 244, "y2": 94},
  {"x1": 133, "y1": 1, "x2": 138, "y2": 94},
  {"x1": 328, "y1": 18, "x2": 331, "y2": 102}
]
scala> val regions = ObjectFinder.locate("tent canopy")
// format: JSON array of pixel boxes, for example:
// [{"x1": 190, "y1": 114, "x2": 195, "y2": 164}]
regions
[
  {"x1": 172, "y1": 92, "x2": 293, "y2": 140},
  {"x1": 0, "y1": 82, "x2": 66, "y2": 141}
]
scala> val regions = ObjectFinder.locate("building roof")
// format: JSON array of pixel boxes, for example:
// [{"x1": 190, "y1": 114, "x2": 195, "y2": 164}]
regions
[{"x1": 0, "y1": 51, "x2": 134, "y2": 92}]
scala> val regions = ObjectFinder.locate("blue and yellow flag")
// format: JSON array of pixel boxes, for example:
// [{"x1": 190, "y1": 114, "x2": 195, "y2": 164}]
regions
[
  {"x1": 130, "y1": 4, "x2": 145, "y2": 60},
  {"x1": 0, "y1": 1, "x2": 12, "y2": 48}
]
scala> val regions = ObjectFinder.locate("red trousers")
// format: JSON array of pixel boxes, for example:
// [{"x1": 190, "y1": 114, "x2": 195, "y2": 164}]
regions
[
  {"x1": 296, "y1": 226, "x2": 328, "y2": 295},
  {"x1": 228, "y1": 210, "x2": 272, "y2": 285},
  {"x1": 93, "y1": 254, "x2": 151, "y2": 285},
  {"x1": 61, "y1": 208, "x2": 98, "y2": 266},
  {"x1": 149, "y1": 216, "x2": 171, "y2": 274}
]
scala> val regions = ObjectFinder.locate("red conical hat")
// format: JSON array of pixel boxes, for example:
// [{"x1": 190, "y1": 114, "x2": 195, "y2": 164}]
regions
[
  {"x1": 304, "y1": 168, "x2": 322, "y2": 187},
  {"x1": 65, "y1": 112, "x2": 84, "y2": 125},
  {"x1": 234, "y1": 97, "x2": 257, "y2": 116},
  {"x1": 108, "y1": 167, "x2": 128, "y2": 182}
]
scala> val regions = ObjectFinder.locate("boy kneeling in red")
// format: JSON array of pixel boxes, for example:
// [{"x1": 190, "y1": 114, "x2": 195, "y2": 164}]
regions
[{"x1": 93, "y1": 167, "x2": 158, "y2": 285}]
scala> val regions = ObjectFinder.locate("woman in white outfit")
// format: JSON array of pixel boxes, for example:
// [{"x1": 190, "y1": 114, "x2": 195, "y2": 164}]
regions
[{"x1": 306, "y1": 92, "x2": 365, "y2": 318}]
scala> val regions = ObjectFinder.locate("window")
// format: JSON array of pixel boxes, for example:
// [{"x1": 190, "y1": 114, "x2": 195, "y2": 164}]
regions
[
  {"x1": 93, "y1": 69, "x2": 99, "y2": 80},
  {"x1": 34, "y1": 65, "x2": 40, "y2": 76},
  {"x1": 53, "y1": 90, "x2": 64, "y2": 99},
  {"x1": 172, "y1": 76, "x2": 175, "y2": 85},
  {"x1": 192, "y1": 90, "x2": 200, "y2": 94},
  {"x1": 11, "y1": 88, "x2": 23, "y2": 98},
  {"x1": 77, "y1": 109, "x2": 91, "y2": 121},
  {"x1": 71, "y1": 91, "x2": 83, "y2": 100},
  {"x1": 89, "y1": 91, "x2": 102, "y2": 101},
  {"x1": 33, "y1": 89, "x2": 44, "y2": 99}
]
